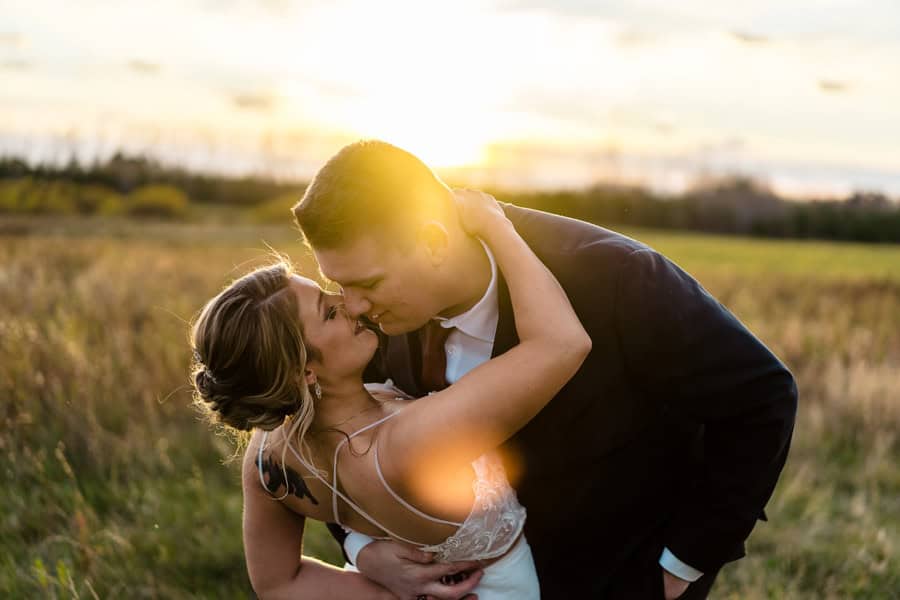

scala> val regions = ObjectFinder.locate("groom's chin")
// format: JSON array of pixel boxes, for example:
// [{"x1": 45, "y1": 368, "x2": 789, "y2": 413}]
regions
[
  {"x1": 377, "y1": 322, "x2": 403, "y2": 336},
  {"x1": 377, "y1": 320, "x2": 417, "y2": 336}
]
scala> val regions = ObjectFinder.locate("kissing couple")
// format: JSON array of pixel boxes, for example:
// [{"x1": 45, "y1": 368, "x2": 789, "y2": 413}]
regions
[{"x1": 190, "y1": 140, "x2": 797, "y2": 599}]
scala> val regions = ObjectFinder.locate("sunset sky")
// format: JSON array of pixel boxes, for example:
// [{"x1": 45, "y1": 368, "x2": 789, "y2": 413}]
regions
[{"x1": 2, "y1": 0, "x2": 899, "y2": 197}]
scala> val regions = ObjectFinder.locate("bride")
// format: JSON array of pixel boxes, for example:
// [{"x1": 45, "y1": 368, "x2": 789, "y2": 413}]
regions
[{"x1": 189, "y1": 191, "x2": 591, "y2": 599}]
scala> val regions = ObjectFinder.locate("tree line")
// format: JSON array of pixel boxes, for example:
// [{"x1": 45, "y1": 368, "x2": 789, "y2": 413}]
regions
[{"x1": 2, "y1": 153, "x2": 898, "y2": 243}]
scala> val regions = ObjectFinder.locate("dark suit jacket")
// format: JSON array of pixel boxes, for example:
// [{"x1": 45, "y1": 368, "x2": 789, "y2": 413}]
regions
[{"x1": 337, "y1": 204, "x2": 798, "y2": 598}]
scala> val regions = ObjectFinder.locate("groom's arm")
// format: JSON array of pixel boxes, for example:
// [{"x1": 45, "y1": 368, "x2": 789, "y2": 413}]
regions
[
  {"x1": 614, "y1": 247, "x2": 798, "y2": 574},
  {"x1": 327, "y1": 526, "x2": 393, "y2": 571}
]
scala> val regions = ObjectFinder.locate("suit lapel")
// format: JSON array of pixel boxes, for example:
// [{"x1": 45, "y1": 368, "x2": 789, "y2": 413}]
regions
[{"x1": 492, "y1": 270, "x2": 519, "y2": 358}]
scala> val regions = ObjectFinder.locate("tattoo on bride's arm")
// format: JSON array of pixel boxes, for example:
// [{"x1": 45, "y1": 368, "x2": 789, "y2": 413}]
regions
[{"x1": 256, "y1": 454, "x2": 319, "y2": 505}]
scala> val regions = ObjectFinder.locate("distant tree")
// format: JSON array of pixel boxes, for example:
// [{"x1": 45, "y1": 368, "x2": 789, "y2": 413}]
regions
[
  {"x1": 2, "y1": 151, "x2": 898, "y2": 242},
  {"x1": 250, "y1": 192, "x2": 304, "y2": 223},
  {"x1": 78, "y1": 184, "x2": 125, "y2": 215},
  {"x1": 845, "y1": 191, "x2": 893, "y2": 211},
  {"x1": 0, "y1": 157, "x2": 29, "y2": 179},
  {"x1": 126, "y1": 185, "x2": 188, "y2": 219},
  {"x1": 683, "y1": 175, "x2": 785, "y2": 234}
]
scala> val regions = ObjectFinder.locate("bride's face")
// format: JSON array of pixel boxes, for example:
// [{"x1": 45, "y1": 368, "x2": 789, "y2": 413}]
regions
[{"x1": 288, "y1": 275, "x2": 379, "y2": 382}]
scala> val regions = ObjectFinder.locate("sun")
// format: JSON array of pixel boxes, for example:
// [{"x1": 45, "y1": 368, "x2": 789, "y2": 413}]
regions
[
  {"x1": 342, "y1": 94, "x2": 494, "y2": 169},
  {"x1": 368, "y1": 124, "x2": 488, "y2": 170},
  {"x1": 272, "y1": 2, "x2": 526, "y2": 170}
]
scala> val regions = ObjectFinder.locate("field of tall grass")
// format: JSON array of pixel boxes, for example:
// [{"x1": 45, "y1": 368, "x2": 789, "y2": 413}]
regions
[{"x1": 2, "y1": 215, "x2": 898, "y2": 598}]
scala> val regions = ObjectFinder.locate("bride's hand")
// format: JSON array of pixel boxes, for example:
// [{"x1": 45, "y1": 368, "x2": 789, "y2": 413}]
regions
[{"x1": 453, "y1": 189, "x2": 508, "y2": 237}]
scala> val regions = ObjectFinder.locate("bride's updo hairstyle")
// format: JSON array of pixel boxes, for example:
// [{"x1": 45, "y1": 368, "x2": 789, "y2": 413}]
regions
[{"x1": 190, "y1": 260, "x2": 320, "y2": 467}]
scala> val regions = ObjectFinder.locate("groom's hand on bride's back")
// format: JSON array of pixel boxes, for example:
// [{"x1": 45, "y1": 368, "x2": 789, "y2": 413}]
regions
[{"x1": 356, "y1": 540, "x2": 483, "y2": 600}]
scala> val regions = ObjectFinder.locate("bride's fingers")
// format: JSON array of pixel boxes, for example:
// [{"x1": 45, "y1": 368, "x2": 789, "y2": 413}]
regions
[
  {"x1": 453, "y1": 188, "x2": 503, "y2": 236},
  {"x1": 417, "y1": 568, "x2": 484, "y2": 599},
  {"x1": 429, "y1": 560, "x2": 483, "y2": 578}
]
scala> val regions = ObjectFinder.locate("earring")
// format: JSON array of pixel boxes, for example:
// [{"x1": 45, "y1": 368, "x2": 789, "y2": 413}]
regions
[{"x1": 313, "y1": 381, "x2": 322, "y2": 401}]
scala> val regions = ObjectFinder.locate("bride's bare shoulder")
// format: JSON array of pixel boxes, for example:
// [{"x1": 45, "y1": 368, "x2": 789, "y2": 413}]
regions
[{"x1": 243, "y1": 425, "x2": 287, "y2": 468}]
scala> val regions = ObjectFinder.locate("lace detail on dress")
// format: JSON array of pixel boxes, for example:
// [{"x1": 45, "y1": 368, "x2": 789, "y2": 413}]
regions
[{"x1": 420, "y1": 450, "x2": 527, "y2": 562}]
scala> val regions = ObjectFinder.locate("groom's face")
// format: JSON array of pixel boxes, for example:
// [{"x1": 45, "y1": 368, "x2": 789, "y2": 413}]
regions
[{"x1": 313, "y1": 233, "x2": 444, "y2": 336}]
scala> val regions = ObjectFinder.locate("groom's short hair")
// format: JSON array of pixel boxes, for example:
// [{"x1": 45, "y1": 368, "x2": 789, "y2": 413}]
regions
[{"x1": 292, "y1": 140, "x2": 452, "y2": 249}]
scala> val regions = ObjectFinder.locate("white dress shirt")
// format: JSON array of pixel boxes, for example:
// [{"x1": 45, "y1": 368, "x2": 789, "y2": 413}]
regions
[
  {"x1": 344, "y1": 240, "x2": 703, "y2": 582},
  {"x1": 433, "y1": 239, "x2": 499, "y2": 383}
]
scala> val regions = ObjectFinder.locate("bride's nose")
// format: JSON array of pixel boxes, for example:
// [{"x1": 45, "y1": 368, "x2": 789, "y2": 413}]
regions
[{"x1": 333, "y1": 302, "x2": 351, "y2": 320}]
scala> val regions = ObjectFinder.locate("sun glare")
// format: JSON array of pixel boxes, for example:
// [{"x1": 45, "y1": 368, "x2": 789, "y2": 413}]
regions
[
  {"x1": 361, "y1": 119, "x2": 490, "y2": 169},
  {"x1": 329, "y1": 73, "x2": 498, "y2": 169},
  {"x1": 272, "y1": 0, "x2": 508, "y2": 169}
]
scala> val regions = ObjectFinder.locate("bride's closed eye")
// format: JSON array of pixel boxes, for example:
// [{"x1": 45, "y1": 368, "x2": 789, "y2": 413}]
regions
[{"x1": 325, "y1": 305, "x2": 339, "y2": 321}]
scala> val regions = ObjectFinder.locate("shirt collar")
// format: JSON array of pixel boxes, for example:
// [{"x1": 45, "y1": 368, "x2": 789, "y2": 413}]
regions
[{"x1": 433, "y1": 238, "x2": 498, "y2": 343}]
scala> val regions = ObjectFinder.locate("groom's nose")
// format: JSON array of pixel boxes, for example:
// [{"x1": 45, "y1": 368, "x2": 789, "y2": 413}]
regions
[{"x1": 341, "y1": 289, "x2": 371, "y2": 319}]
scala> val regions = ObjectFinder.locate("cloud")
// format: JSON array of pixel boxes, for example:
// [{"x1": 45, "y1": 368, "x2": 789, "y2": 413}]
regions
[
  {"x1": 0, "y1": 59, "x2": 30, "y2": 70},
  {"x1": 257, "y1": 0, "x2": 292, "y2": 14},
  {"x1": 127, "y1": 60, "x2": 161, "y2": 74},
  {"x1": 819, "y1": 80, "x2": 850, "y2": 93},
  {"x1": 0, "y1": 32, "x2": 25, "y2": 48},
  {"x1": 231, "y1": 92, "x2": 276, "y2": 111},
  {"x1": 199, "y1": 0, "x2": 293, "y2": 16},
  {"x1": 495, "y1": 0, "x2": 608, "y2": 19},
  {"x1": 693, "y1": 136, "x2": 748, "y2": 159},
  {"x1": 654, "y1": 121, "x2": 675, "y2": 136},
  {"x1": 730, "y1": 30, "x2": 769, "y2": 44},
  {"x1": 505, "y1": 89, "x2": 608, "y2": 127},
  {"x1": 615, "y1": 29, "x2": 659, "y2": 47},
  {"x1": 608, "y1": 106, "x2": 677, "y2": 136}
]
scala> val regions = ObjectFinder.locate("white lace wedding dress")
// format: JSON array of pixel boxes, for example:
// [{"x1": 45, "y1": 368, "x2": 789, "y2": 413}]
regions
[{"x1": 258, "y1": 381, "x2": 540, "y2": 599}]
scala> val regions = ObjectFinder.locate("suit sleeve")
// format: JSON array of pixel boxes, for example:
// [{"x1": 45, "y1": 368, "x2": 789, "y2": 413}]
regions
[
  {"x1": 325, "y1": 522, "x2": 351, "y2": 562},
  {"x1": 613, "y1": 248, "x2": 798, "y2": 573}
]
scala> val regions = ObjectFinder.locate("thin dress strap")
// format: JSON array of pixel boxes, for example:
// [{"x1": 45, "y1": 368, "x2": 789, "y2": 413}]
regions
[
  {"x1": 280, "y1": 411, "x2": 432, "y2": 547},
  {"x1": 374, "y1": 444, "x2": 464, "y2": 527},
  {"x1": 258, "y1": 430, "x2": 271, "y2": 493}
]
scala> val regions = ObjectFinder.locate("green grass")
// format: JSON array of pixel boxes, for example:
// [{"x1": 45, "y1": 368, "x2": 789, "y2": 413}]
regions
[
  {"x1": 1, "y1": 215, "x2": 897, "y2": 598},
  {"x1": 624, "y1": 226, "x2": 900, "y2": 283}
]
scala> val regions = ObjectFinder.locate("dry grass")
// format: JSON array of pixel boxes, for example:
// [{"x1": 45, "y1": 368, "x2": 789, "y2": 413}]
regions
[{"x1": 1, "y1": 216, "x2": 897, "y2": 598}]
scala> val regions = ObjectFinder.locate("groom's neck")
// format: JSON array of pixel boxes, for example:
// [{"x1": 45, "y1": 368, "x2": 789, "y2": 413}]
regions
[{"x1": 436, "y1": 234, "x2": 492, "y2": 319}]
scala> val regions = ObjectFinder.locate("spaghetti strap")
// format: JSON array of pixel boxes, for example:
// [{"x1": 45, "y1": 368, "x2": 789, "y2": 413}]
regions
[
  {"x1": 276, "y1": 410, "x2": 463, "y2": 545},
  {"x1": 280, "y1": 411, "x2": 432, "y2": 547},
  {"x1": 330, "y1": 413, "x2": 397, "y2": 531},
  {"x1": 261, "y1": 407, "x2": 526, "y2": 563},
  {"x1": 258, "y1": 430, "x2": 271, "y2": 493},
  {"x1": 374, "y1": 444, "x2": 464, "y2": 527}
]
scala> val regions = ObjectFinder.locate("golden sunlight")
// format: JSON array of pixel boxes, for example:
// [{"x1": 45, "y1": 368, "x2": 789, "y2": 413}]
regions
[
  {"x1": 405, "y1": 442, "x2": 524, "y2": 518},
  {"x1": 274, "y1": 1, "x2": 506, "y2": 169},
  {"x1": 334, "y1": 75, "x2": 499, "y2": 169},
  {"x1": 362, "y1": 118, "x2": 490, "y2": 169}
]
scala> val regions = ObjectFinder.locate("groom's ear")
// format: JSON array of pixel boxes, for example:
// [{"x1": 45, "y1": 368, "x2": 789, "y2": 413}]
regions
[{"x1": 417, "y1": 220, "x2": 450, "y2": 267}]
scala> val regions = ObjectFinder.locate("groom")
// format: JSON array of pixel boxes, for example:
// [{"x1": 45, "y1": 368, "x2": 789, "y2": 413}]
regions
[{"x1": 292, "y1": 140, "x2": 797, "y2": 599}]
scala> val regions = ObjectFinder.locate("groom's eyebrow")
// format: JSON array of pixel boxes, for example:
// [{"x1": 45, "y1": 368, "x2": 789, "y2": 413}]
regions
[{"x1": 317, "y1": 289, "x2": 324, "y2": 318}]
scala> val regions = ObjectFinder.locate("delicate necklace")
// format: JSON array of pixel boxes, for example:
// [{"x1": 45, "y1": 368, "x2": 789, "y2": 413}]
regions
[{"x1": 309, "y1": 396, "x2": 385, "y2": 433}]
